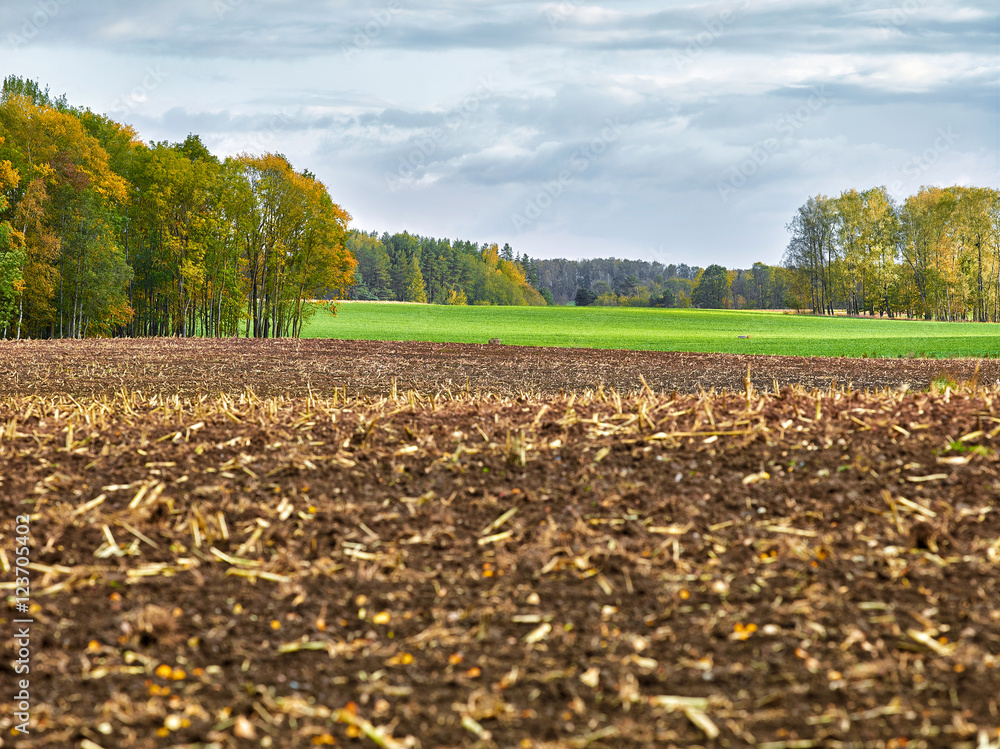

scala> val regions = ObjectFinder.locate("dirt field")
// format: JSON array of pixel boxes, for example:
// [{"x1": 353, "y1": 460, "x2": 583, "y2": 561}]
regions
[
  {"x1": 1, "y1": 339, "x2": 999, "y2": 748},
  {"x1": 0, "y1": 338, "x2": 997, "y2": 397}
]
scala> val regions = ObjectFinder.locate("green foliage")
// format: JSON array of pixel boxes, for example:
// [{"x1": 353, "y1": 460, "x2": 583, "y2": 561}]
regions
[
  {"x1": 0, "y1": 146, "x2": 24, "y2": 335},
  {"x1": 530, "y1": 258, "x2": 792, "y2": 311},
  {"x1": 174, "y1": 133, "x2": 217, "y2": 164},
  {"x1": 0, "y1": 241, "x2": 25, "y2": 334},
  {"x1": 345, "y1": 230, "x2": 546, "y2": 307},
  {"x1": 303, "y1": 303, "x2": 1000, "y2": 358},
  {"x1": 404, "y1": 255, "x2": 428, "y2": 303},
  {"x1": 945, "y1": 440, "x2": 991, "y2": 457},
  {"x1": 0, "y1": 77, "x2": 353, "y2": 338},
  {"x1": 651, "y1": 288, "x2": 675, "y2": 307},
  {"x1": 930, "y1": 375, "x2": 959, "y2": 393},
  {"x1": 1, "y1": 75, "x2": 66, "y2": 110},
  {"x1": 785, "y1": 186, "x2": 1000, "y2": 321},
  {"x1": 692, "y1": 264, "x2": 730, "y2": 308},
  {"x1": 534, "y1": 259, "x2": 706, "y2": 308}
]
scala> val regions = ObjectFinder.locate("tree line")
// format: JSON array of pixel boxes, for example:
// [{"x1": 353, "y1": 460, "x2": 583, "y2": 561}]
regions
[
  {"x1": 346, "y1": 231, "x2": 547, "y2": 306},
  {"x1": 0, "y1": 76, "x2": 355, "y2": 339},
  {"x1": 348, "y1": 245, "x2": 800, "y2": 313},
  {"x1": 532, "y1": 257, "x2": 795, "y2": 311},
  {"x1": 783, "y1": 186, "x2": 1000, "y2": 321}
]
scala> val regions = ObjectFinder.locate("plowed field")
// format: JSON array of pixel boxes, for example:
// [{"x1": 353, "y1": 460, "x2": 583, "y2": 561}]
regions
[
  {"x1": 1, "y1": 338, "x2": 998, "y2": 397},
  {"x1": 1, "y1": 339, "x2": 999, "y2": 749}
]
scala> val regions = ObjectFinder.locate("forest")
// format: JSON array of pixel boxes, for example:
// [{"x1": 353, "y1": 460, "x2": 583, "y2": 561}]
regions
[
  {"x1": 0, "y1": 77, "x2": 355, "y2": 339},
  {"x1": 347, "y1": 239, "x2": 795, "y2": 312},
  {"x1": 346, "y1": 230, "x2": 547, "y2": 307},
  {"x1": 1, "y1": 75, "x2": 997, "y2": 339},
  {"x1": 532, "y1": 257, "x2": 795, "y2": 310}
]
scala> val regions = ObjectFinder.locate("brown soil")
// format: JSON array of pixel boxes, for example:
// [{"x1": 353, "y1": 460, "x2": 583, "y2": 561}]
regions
[
  {"x1": 0, "y1": 338, "x2": 997, "y2": 398},
  {"x1": 0, "y1": 339, "x2": 998, "y2": 748}
]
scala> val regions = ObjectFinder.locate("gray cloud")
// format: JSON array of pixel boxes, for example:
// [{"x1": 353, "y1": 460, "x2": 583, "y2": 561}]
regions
[
  {"x1": 0, "y1": 0, "x2": 996, "y2": 266},
  {"x1": 4, "y1": 1, "x2": 996, "y2": 60}
]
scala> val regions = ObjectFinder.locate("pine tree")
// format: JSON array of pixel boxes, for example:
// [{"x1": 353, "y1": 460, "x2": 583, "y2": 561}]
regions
[{"x1": 404, "y1": 255, "x2": 427, "y2": 303}]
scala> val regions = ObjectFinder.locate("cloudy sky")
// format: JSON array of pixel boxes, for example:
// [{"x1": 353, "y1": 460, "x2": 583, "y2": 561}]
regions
[{"x1": 2, "y1": 0, "x2": 997, "y2": 267}]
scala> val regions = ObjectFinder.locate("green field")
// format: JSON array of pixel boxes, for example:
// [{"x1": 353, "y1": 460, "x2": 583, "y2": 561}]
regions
[{"x1": 304, "y1": 303, "x2": 1000, "y2": 358}]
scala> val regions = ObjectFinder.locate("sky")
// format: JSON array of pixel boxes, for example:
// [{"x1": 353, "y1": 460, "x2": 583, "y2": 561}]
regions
[{"x1": 1, "y1": 0, "x2": 998, "y2": 268}]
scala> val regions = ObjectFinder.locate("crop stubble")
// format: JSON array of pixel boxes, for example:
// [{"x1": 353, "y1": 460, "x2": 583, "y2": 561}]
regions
[
  {"x1": 1, "y1": 338, "x2": 998, "y2": 397},
  {"x1": 0, "y1": 339, "x2": 999, "y2": 748}
]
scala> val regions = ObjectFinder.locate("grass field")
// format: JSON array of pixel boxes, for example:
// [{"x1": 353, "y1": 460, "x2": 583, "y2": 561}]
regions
[{"x1": 304, "y1": 303, "x2": 1000, "y2": 358}]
